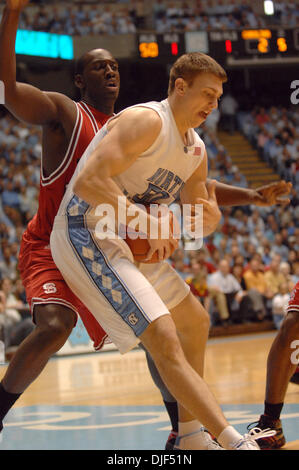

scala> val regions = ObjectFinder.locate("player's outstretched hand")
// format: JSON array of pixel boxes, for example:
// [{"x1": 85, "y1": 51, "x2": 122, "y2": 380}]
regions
[
  {"x1": 252, "y1": 181, "x2": 292, "y2": 206},
  {"x1": 195, "y1": 179, "x2": 222, "y2": 237},
  {"x1": 6, "y1": 0, "x2": 29, "y2": 11}
]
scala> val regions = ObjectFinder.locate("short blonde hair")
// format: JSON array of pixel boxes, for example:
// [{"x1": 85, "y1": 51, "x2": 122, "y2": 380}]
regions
[{"x1": 168, "y1": 52, "x2": 227, "y2": 95}]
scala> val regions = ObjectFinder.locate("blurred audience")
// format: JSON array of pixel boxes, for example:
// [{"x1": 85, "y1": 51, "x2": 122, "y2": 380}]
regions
[{"x1": 1, "y1": 1, "x2": 297, "y2": 36}]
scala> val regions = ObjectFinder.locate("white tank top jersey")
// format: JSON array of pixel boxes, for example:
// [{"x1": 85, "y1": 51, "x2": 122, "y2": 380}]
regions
[{"x1": 56, "y1": 98, "x2": 206, "y2": 217}]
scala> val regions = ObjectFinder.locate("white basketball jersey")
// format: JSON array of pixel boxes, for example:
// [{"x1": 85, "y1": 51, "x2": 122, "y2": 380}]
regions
[{"x1": 57, "y1": 98, "x2": 206, "y2": 217}]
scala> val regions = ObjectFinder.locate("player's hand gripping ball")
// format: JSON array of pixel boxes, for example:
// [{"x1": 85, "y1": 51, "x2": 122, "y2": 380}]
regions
[{"x1": 125, "y1": 205, "x2": 180, "y2": 263}]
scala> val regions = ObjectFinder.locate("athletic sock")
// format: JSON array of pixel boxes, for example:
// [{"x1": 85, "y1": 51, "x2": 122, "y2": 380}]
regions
[
  {"x1": 264, "y1": 401, "x2": 284, "y2": 421},
  {"x1": 163, "y1": 401, "x2": 178, "y2": 433},
  {"x1": 217, "y1": 425, "x2": 243, "y2": 450},
  {"x1": 178, "y1": 419, "x2": 202, "y2": 436},
  {"x1": 0, "y1": 382, "x2": 22, "y2": 423}
]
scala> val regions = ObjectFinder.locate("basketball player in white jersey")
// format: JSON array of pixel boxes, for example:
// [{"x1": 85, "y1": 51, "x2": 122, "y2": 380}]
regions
[{"x1": 50, "y1": 52, "x2": 275, "y2": 450}]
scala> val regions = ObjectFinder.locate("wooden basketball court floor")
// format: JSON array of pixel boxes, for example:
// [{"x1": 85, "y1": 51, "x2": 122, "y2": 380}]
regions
[{"x1": 0, "y1": 331, "x2": 298, "y2": 450}]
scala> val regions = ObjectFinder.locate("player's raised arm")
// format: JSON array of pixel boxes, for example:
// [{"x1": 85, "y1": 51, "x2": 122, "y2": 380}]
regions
[{"x1": 0, "y1": 1, "x2": 74, "y2": 125}]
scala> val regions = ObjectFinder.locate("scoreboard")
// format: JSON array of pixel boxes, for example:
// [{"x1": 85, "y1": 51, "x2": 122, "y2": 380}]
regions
[{"x1": 137, "y1": 29, "x2": 299, "y2": 67}]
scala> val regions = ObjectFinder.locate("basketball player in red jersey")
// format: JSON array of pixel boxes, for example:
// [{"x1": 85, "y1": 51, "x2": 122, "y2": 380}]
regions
[
  {"x1": 248, "y1": 281, "x2": 299, "y2": 449},
  {"x1": 0, "y1": 0, "x2": 293, "y2": 449},
  {"x1": 0, "y1": 0, "x2": 120, "y2": 426}
]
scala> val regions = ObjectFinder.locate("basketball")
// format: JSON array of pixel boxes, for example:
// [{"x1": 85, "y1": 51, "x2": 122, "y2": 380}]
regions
[{"x1": 125, "y1": 205, "x2": 180, "y2": 263}]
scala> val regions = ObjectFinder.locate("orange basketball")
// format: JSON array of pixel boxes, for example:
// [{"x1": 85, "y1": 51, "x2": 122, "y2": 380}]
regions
[{"x1": 125, "y1": 205, "x2": 180, "y2": 263}]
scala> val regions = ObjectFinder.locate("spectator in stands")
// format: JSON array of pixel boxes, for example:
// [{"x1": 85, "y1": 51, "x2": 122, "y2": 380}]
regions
[
  {"x1": 185, "y1": 262, "x2": 210, "y2": 310},
  {"x1": 196, "y1": 249, "x2": 216, "y2": 274},
  {"x1": 243, "y1": 258, "x2": 270, "y2": 320},
  {"x1": 232, "y1": 263, "x2": 247, "y2": 290},
  {"x1": 14, "y1": 278, "x2": 28, "y2": 306},
  {"x1": 207, "y1": 259, "x2": 244, "y2": 324},
  {"x1": 272, "y1": 282, "x2": 291, "y2": 330},
  {"x1": 270, "y1": 233, "x2": 289, "y2": 261},
  {"x1": 264, "y1": 255, "x2": 286, "y2": 295},
  {"x1": 156, "y1": 15, "x2": 172, "y2": 32},
  {"x1": 279, "y1": 261, "x2": 296, "y2": 289},
  {"x1": 204, "y1": 108, "x2": 220, "y2": 137},
  {"x1": 219, "y1": 92, "x2": 238, "y2": 134},
  {"x1": 0, "y1": 278, "x2": 21, "y2": 339},
  {"x1": 152, "y1": 0, "x2": 167, "y2": 21},
  {"x1": 0, "y1": 246, "x2": 17, "y2": 281}
]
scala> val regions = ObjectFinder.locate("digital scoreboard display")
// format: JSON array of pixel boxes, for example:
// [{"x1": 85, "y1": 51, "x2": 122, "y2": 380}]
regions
[
  {"x1": 15, "y1": 30, "x2": 74, "y2": 60},
  {"x1": 137, "y1": 29, "x2": 299, "y2": 67}
]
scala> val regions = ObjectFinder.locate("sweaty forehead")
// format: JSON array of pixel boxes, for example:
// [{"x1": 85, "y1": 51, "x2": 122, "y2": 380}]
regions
[{"x1": 84, "y1": 49, "x2": 116, "y2": 68}]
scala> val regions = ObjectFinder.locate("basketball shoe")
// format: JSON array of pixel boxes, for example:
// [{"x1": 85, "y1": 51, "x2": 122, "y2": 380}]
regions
[
  {"x1": 247, "y1": 415, "x2": 285, "y2": 449},
  {"x1": 173, "y1": 427, "x2": 224, "y2": 450}
]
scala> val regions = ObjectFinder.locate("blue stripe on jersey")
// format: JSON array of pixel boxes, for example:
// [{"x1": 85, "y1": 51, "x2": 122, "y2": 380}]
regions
[
  {"x1": 67, "y1": 195, "x2": 90, "y2": 216},
  {"x1": 66, "y1": 215, "x2": 151, "y2": 337}
]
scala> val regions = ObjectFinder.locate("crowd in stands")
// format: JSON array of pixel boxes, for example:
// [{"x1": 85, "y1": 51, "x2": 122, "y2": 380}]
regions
[
  {"x1": 0, "y1": 95, "x2": 298, "y2": 347},
  {"x1": 238, "y1": 106, "x2": 299, "y2": 191},
  {"x1": 2, "y1": 1, "x2": 298, "y2": 36},
  {"x1": 154, "y1": 0, "x2": 299, "y2": 33}
]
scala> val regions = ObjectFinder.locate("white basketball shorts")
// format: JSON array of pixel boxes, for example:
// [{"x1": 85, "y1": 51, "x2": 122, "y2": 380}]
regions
[{"x1": 50, "y1": 212, "x2": 189, "y2": 354}]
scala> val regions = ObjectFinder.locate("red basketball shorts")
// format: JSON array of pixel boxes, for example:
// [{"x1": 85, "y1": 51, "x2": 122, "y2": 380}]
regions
[{"x1": 18, "y1": 240, "x2": 108, "y2": 350}]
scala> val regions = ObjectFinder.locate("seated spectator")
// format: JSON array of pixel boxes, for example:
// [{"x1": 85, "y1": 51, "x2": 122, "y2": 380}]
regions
[
  {"x1": 193, "y1": 248, "x2": 216, "y2": 273},
  {"x1": 279, "y1": 261, "x2": 296, "y2": 289},
  {"x1": 152, "y1": 0, "x2": 167, "y2": 21},
  {"x1": 272, "y1": 282, "x2": 291, "y2": 330},
  {"x1": 232, "y1": 264, "x2": 247, "y2": 290},
  {"x1": 270, "y1": 233, "x2": 289, "y2": 261},
  {"x1": 185, "y1": 262, "x2": 210, "y2": 310},
  {"x1": 264, "y1": 255, "x2": 286, "y2": 296},
  {"x1": 0, "y1": 246, "x2": 17, "y2": 280},
  {"x1": 243, "y1": 259, "x2": 272, "y2": 320},
  {"x1": 0, "y1": 278, "x2": 22, "y2": 347},
  {"x1": 207, "y1": 259, "x2": 244, "y2": 324}
]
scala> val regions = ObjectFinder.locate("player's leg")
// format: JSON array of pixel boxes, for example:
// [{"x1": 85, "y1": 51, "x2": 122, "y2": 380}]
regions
[
  {"x1": 138, "y1": 261, "x2": 271, "y2": 449},
  {"x1": 140, "y1": 314, "x2": 269, "y2": 450},
  {"x1": 251, "y1": 310, "x2": 299, "y2": 449},
  {"x1": 140, "y1": 343, "x2": 179, "y2": 448},
  {"x1": 0, "y1": 303, "x2": 76, "y2": 429},
  {"x1": 169, "y1": 292, "x2": 218, "y2": 449}
]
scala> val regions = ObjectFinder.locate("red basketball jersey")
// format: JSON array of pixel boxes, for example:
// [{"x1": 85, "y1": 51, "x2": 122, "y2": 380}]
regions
[{"x1": 23, "y1": 101, "x2": 110, "y2": 246}]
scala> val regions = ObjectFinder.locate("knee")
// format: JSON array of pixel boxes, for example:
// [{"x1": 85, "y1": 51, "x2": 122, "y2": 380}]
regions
[
  {"x1": 145, "y1": 322, "x2": 185, "y2": 369},
  {"x1": 277, "y1": 311, "x2": 299, "y2": 345},
  {"x1": 34, "y1": 304, "x2": 76, "y2": 349},
  {"x1": 179, "y1": 300, "x2": 210, "y2": 338},
  {"x1": 155, "y1": 333, "x2": 184, "y2": 370}
]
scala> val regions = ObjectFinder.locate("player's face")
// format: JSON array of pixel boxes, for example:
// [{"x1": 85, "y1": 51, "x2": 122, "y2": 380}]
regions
[
  {"x1": 183, "y1": 73, "x2": 223, "y2": 128},
  {"x1": 83, "y1": 50, "x2": 120, "y2": 100}
]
